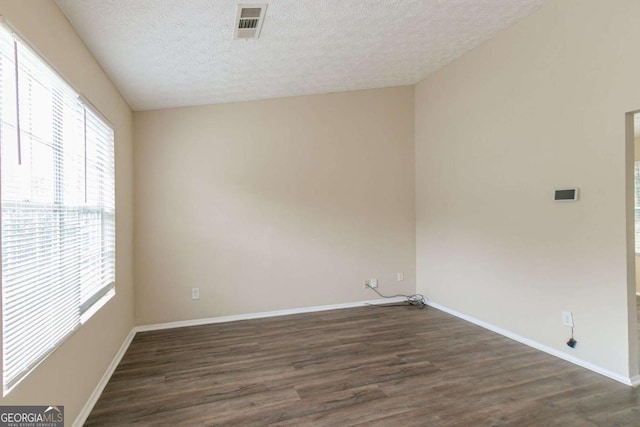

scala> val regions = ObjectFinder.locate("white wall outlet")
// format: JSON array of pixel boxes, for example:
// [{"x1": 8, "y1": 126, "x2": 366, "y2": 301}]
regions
[
  {"x1": 369, "y1": 278, "x2": 378, "y2": 288},
  {"x1": 192, "y1": 288, "x2": 200, "y2": 300},
  {"x1": 397, "y1": 272, "x2": 404, "y2": 281},
  {"x1": 561, "y1": 311, "x2": 573, "y2": 327}
]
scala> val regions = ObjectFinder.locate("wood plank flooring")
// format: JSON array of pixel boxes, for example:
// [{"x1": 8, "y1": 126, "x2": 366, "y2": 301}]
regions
[{"x1": 86, "y1": 305, "x2": 640, "y2": 426}]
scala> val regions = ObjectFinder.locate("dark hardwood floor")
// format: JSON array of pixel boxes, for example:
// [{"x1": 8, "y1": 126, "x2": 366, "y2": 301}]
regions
[{"x1": 86, "y1": 304, "x2": 640, "y2": 426}]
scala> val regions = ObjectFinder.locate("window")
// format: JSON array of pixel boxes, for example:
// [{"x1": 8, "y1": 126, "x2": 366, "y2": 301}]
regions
[
  {"x1": 0, "y1": 25, "x2": 115, "y2": 393},
  {"x1": 636, "y1": 162, "x2": 640, "y2": 254}
]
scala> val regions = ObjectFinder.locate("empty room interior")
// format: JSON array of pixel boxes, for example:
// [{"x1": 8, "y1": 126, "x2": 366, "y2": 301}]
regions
[{"x1": 1, "y1": 0, "x2": 640, "y2": 425}]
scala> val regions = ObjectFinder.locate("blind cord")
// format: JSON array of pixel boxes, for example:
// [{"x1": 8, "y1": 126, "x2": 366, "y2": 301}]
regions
[
  {"x1": 365, "y1": 284, "x2": 428, "y2": 309},
  {"x1": 13, "y1": 38, "x2": 21, "y2": 165}
]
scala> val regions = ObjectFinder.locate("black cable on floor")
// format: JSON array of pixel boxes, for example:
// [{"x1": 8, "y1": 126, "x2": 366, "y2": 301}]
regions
[{"x1": 365, "y1": 284, "x2": 428, "y2": 309}]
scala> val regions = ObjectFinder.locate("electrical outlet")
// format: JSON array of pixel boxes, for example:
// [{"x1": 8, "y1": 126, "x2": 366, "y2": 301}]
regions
[
  {"x1": 561, "y1": 311, "x2": 573, "y2": 327},
  {"x1": 192, "y1": 288, "x2": 200, "y2": 300},
  {"x1": 369, "y1": 278, "x2": 378, "y2": 288},
  {"x1": 397, "y1": 272, "x2": 404, "y2": 281}
]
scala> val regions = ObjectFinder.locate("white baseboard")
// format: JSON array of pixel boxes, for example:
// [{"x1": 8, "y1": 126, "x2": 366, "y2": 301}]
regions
[
  {"x1": 73, "y1": 328, "x2": 136, "y2": 427},
  {"x1": 73, "y1": 297, "x2": 405, "y2": 425},
  {"x1": 135, "y1": 297, "x2": 406, "y2": 332},
  {"x1": 426, "y1": 301, "x2": 637, "y2": 387}
]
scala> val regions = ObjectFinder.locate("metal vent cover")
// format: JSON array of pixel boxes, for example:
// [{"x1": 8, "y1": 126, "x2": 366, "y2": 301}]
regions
[{"x1": 235, "y1": 4, "x2": 267, "y2": 39}]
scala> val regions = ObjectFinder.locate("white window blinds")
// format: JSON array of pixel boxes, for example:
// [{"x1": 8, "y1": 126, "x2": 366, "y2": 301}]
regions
[{"x1": 0, "y1": 25, "x2": 115, "y2": 393}]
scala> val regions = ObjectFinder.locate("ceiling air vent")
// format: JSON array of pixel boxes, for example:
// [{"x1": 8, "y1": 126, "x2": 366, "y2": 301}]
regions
[{"x1": 235, "y1": 4, "x2": 268, "y2": 39}]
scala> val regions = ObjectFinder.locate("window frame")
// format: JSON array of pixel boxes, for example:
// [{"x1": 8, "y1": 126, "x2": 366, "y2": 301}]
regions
[
  {"x1": 0, "y1": 20, "x2": 116, "y2": 395},
  {"x1": 635, "y1": 161, "x2": 640, "y2": 255}
]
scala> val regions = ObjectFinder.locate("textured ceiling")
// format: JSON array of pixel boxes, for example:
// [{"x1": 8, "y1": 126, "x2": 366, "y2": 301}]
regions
[{"x1": 54, "y1": 0, "x2": 543, "y2": 111}]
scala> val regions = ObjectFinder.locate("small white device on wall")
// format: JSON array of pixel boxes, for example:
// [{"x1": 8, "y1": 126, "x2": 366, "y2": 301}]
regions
[{"x1": 553, "y1": 188, "x2": 579, "y2": 202}]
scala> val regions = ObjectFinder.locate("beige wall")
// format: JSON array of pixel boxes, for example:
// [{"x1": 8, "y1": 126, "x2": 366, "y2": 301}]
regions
[
  {"x1": 0, "y1": 0, "x2": 134, "y2": 423},
  {"x1": 134, "y1": 87, "x2": 415, "y2": 325},
  {"x1": 635, "y1": 257, "x2": 640, "y2": 294},
  {"x1": 415, "y1": 0, "x2": 640, "y2": 378}
]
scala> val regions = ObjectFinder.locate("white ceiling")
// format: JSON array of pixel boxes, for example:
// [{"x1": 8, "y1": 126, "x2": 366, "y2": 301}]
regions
[{"x1": 54, "y1": 0, "x2": 543, "y2": 111}]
